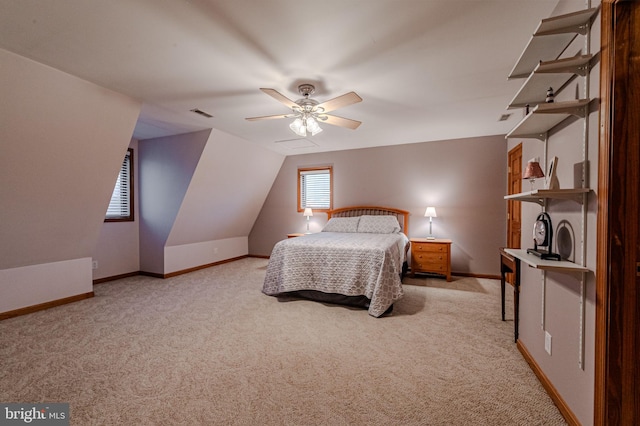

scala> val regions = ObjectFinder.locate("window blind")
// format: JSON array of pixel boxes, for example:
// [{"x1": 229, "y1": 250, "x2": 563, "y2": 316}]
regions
[
  {"x1": 300, "y1": 169, "x2": 331, "y2": 209},
  {"x1": 106, "y1": 150, "x2": 132, "y2": 220}
]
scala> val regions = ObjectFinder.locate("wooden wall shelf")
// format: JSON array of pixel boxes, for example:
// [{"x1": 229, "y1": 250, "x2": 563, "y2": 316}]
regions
[
  {"x1": 508, "y1": 55, "x2": 594, "y2": 109},
  {"x1": 506, "y1": 99, "x2": 590, "y2": 140},
  {"x1": 508, "y1": 7, "x2": 599, "y2": 79},
  {"x1": 503, "y1": 248, "x2": 589, "y2": 273},
  {"x1": 504, "y1": 188, "x2": 590, "y2": 205}
]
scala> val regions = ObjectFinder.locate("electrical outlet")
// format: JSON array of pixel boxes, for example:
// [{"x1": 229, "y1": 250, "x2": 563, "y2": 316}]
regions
[
  {"x1": 545, "y1": 331, "x2": 552, "y2": 355},
  {"x1": 92, "y1": 260, "x2": 98, "y2": 270}
]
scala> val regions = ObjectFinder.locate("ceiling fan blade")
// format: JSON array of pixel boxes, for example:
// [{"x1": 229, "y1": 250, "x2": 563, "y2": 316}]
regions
[
  {"x1": 320, "y1": 114, "x2": 362, "y2": 130},
  {"x1": 260, "y1": 88, "x2": 299, "y2": 109},
  {"x1": 245, "y1": 113, "x2": 297, "y2": 121},
  {"x1": 316, "y1": 92, "x2": 362, "y2": 113}
]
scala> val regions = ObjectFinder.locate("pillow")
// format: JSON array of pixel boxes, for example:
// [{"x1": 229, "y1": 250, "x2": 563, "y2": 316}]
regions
[
  {"x1": 322, "y1": 217, "x2": 360, "y2": 233},
  {"x1": 357, "y1": 215, "x2": 401, "y2": 234}
]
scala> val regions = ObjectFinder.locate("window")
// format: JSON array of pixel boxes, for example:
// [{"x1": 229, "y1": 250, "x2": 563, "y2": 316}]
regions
[
  {"x1": 105, "y1": 148, "x2": 134, "y2": 222},
  {"x1": 298, "y1": 166, "x2": 332, "y2": 212}
]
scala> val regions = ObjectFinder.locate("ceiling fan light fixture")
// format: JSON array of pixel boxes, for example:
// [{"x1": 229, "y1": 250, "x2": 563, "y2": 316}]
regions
[
  {"x1": 289, "y1": 118, "x2": 307, "y2": 137},
  {"x1": 248, "y1": 84, "x2": 362, "y2": 134},
  {"x1": 306, "y1": 117, "x2": 323, "y2": 135},
  {"x1": 289, "y1": 115, "x2": 323, "y2": 137}
]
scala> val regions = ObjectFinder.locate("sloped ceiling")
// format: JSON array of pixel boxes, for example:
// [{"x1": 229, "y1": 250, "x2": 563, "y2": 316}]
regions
[
  {"x1": 166, "y1": 128, "x2": 284, "y2": 246},
  {"x1": 0, "y1": 0, "x2": 561, "y2": 155},
  {"x1": 0, "y1": 49, "x2": 140, "y2": 270}
]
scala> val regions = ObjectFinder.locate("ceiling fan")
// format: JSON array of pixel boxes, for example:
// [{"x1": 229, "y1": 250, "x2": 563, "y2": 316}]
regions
[{"x1": 245, "y1": 84, "x2": 362, "y2": 137}]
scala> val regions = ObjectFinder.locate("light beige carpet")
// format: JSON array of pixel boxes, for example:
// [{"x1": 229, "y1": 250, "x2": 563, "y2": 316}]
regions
[{"x1": 0, "y1": 258, "x2": 566, "y2": 425}]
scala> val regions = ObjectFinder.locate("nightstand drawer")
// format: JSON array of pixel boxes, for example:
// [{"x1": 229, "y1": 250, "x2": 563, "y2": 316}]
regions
[
  {"x1": 412, "y1": 242, "x2": 448, "y2": 253},
  {"x1": 414, "y1": 261, "x2": 448, "y2": 272},
  {"x1": 413, "y1": 252, "x2": 448, "y2": 265}
]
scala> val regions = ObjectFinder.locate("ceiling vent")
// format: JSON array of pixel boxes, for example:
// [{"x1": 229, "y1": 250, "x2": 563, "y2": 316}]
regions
[
  {"x1": 274, "y1": 138, "x2": 317, "y2": 149},
  {"x1": 498, "y1": 113, "x2": 512, "y2": 122},
  {"x1": 190, "y1": 108, "x2": 213, "y2": 118}
]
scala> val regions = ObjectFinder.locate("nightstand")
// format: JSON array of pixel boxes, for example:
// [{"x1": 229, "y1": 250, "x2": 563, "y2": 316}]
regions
[
  {"x1": 287, "y1": 233, "x2": 305, "y2": 238},
  {"x1": 410, "y1": 238, "x2": 452, "y2": 281}
]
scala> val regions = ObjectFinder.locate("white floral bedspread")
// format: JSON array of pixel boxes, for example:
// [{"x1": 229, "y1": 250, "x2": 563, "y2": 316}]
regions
[{"x1": 263, "y1": 232, "x2": 409, "y2": 317}]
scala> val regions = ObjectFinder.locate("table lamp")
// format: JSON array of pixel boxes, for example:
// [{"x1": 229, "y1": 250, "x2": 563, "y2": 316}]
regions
[
  {"x1": 425, "y1": 207, "x2": 437, "y2": 239},
  {"x1": 523, "y1": 159, "x2": 545, "y2": 191},
  {"x1": 303, "y1": 208, "x2": 313, "y2": 233}
]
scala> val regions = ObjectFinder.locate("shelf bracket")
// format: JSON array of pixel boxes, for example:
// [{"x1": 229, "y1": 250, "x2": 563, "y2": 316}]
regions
[
  {"x1": 535, "y1": 23, "x2": 588, "y2": 37},
  {"x1": 535, "y1": 105, "x2": 588, "y2": 118},
  {"x1": 543, "y1": 192, "x2": 588, "y2": 205},
  {"x1": 532, "y1": 194, "x2": 583, "y2": 207},
  {"x1": 570, "y1": 106, "x2": 587, "y2": 118},
  {"x1": 514, "y1": 132, "x2": 548, "y2": 141},
  {"x1": 559, "y1": 192, "x2": 589, "y2": 205},
  {"x1": 576, "y1": 24, "x2": 590, "y2": 36},
  {"x1": 575, "y1": 65, "x2": 589, "y2": 77},
  {"x1": 532, "y1": 198, "x2": 545, "y2": 206}
]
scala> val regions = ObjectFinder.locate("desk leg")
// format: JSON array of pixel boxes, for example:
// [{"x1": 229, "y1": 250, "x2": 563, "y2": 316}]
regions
[
  {"x1": 500, "y1": 269, "x2": 506, "y2": 321},
  {"x1": 513, "y1": 259, "x2": 521, "y2": 343},
  {"x1": 499, "y1": 250, "x2": 520, "y2": 343}
]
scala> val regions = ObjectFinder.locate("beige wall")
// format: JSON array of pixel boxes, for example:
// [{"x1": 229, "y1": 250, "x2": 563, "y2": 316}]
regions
[
  {"x1": 0, "y1": 48, "x2": 140, "y2": 312},
  {"x1": 135, "y1": 128, "x2": 284, "y2": 276},
  {"x1": 138, "y1": 131, "x2": 211, "y2": 274},
  {"x1": 86, "y1": 127, "x2": 287, "y2": 280},
  {"x1": 250, "y1": 135, "x2": 507, "y2": 277},
  {"x1": 92, "y1": 139, "x2": 140, "y2": 281},
  {"x1": 162, "y1": 128, "x2": 284, "y2": 274}
]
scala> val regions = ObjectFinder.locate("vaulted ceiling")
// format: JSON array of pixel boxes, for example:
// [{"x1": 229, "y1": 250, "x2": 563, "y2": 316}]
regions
[{"x1": 0, "y1": 0, "x2": 560, "y2": 155}]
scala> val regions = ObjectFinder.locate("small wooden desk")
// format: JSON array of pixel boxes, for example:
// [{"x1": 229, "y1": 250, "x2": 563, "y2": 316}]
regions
[{"x1": 499, "y1": 248, "x2": 521, "y2": 343}]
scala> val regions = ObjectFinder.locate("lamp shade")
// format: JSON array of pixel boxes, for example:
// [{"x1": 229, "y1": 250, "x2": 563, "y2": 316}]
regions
[
  {"x1": 303, "y1": 208, "x2": 313, "y2": 217},
  {"x1": 289, "y1": 118, "x2": 306, "y2": 137},
  {"x1": 424, "y1": 207, "x2": 437, "y2": 218},
  {"x1": 523, "y1": 161, "x2": 545, "y2": 180},
  {"x1": 306, "y1": 117, "x2": 323, "y2": 135},
  {"x1": 290, "y1": 116, "x2": 323, "y2": 137}
]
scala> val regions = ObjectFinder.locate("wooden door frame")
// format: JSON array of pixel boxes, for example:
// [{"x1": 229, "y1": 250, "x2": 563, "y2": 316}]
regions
[
  {"x1": 595, "y1": 0, "x2": 640, "y2": 424},
  {"x1": 507, "y1": 143, "x2": 522, "y2": 250},
  {"x1": 506, "y1": 144, "x2": 522, "y2": 285}
]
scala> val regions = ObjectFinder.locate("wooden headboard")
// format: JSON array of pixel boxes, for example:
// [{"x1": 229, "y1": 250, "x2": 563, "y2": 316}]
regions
[{"x1": 327, "y1": 206, "x2": 410, "y2": 235}]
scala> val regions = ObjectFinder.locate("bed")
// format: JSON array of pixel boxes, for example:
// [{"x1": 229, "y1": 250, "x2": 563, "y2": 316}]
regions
[{"x1": 262, "y1": 206, "x2": 410, "y2": 317}]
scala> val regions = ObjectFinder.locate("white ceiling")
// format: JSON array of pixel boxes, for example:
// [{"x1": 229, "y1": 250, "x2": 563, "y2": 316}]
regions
[{"x1": 0, "y1": 0, "x2": 560, "y2": 155}]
